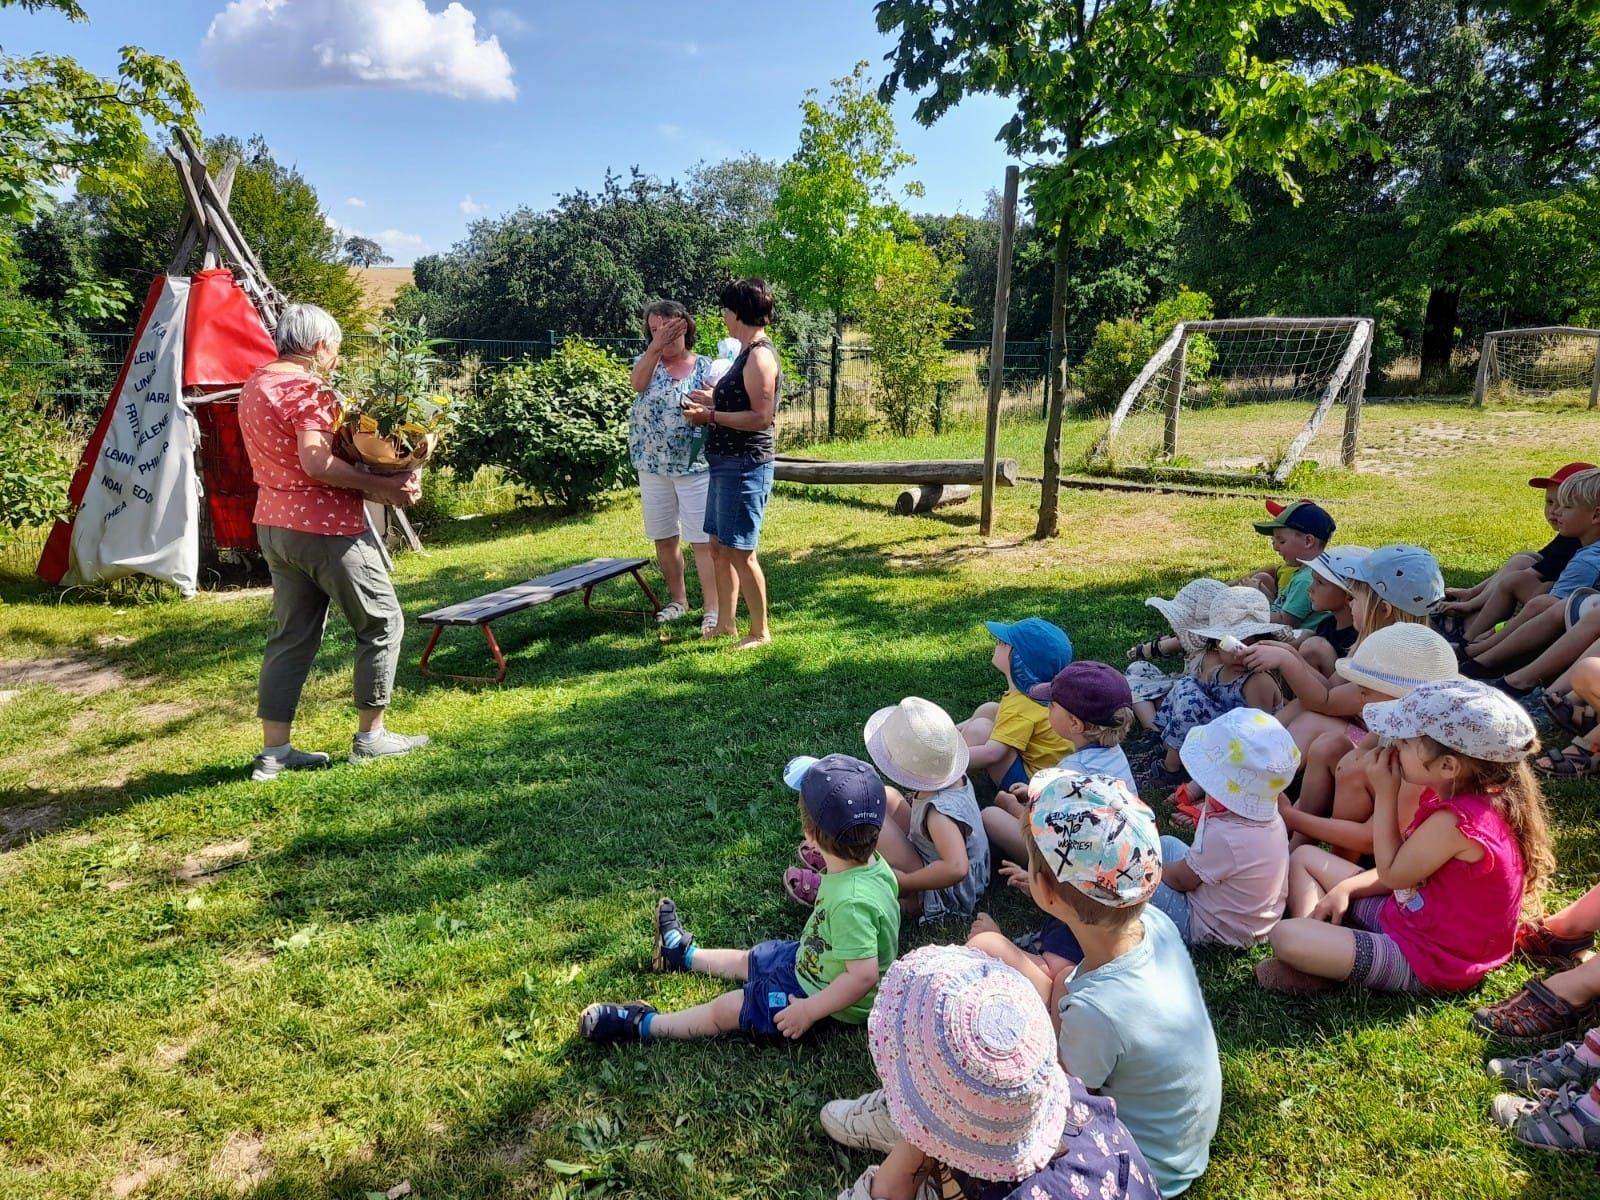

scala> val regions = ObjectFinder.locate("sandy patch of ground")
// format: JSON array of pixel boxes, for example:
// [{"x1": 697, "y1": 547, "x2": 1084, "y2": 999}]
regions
[
  {"x1": 210, "y1": 1132, "x2": 271, "y2": 1193},
  {"x1": 173, "y1": 838, "x2": 253, "y2": 884},
  {"x1": 0, "y1": 803, "x2": 71, "y2": 851},
  {"x1": 110, "y1": 1156, "x2": 177, "y2": 1198},
  {"x1": 0, "y1": 656, "x2": 126, "y2": 696}
]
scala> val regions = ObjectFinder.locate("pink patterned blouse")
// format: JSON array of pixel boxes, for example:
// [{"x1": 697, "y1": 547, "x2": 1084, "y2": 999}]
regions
[{"x1": 238, "y1": 368, "x2": 366, "y2": 536}]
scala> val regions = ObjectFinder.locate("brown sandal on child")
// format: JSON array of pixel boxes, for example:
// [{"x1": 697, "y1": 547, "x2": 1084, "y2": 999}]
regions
[{"x1": 1470, "y1": 978, "x2": 1600, "y2": 1044}]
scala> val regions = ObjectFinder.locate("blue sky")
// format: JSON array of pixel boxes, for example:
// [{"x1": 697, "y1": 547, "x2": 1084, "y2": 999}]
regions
[{"x1": 2, "y1": 0, "x2": 1020, "y2": 265}]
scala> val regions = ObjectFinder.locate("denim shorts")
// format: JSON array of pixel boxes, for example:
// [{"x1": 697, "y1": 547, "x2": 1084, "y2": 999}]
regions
[
  {"x1": 999, "y1": 754, "x2": 1029, "y2": 791},
  {"x1": 703, "y1": 453, "x2": 774, "y2": 551},
  {"x1": 740, "y1": 939, "x2": 807, "y2": 1036}
]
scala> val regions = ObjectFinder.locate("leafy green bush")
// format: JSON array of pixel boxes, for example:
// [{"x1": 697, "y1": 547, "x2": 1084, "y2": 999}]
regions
[
  {"x1": 860, "y1": 241, "x2": 965, "y2": 436},
  {"x1": 0, "y1": 397, "x2": 72, "y2": 543},
  {"x1": 1071, "y1": 288, "x2": 1216, "y2": 414},
  {"x1": 447, "y1": 339, "x2": 634, "y2": 512}
]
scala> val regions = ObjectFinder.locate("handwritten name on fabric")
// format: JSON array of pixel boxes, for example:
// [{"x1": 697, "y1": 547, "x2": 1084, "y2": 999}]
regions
[{"x1": 64, "y1": 276, "x2": 202, "y2": 596}]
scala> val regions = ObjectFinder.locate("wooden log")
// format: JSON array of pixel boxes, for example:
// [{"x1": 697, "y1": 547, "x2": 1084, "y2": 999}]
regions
[
  {"x1": 895, "y1": 484, "x2": 972, "y2": 515},
  {"x1": 774, "y1": 459, "x2": 1017, "y2": 487}
]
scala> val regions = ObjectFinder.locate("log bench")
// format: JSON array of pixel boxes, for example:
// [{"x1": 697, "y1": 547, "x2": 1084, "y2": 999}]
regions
[{"x1": 417, "y1": 557, "x2": 659, "y2": 683}]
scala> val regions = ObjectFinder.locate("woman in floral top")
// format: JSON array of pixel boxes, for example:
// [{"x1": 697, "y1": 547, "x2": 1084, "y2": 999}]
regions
[{"x1": 628, "y1": 301, "x2": 717, "y2": 630}]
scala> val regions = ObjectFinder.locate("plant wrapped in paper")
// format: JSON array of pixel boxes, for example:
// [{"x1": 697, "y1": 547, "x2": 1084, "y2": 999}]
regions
[{"x1": 333, "y1": 316, "x2": 456, "y2": 472}]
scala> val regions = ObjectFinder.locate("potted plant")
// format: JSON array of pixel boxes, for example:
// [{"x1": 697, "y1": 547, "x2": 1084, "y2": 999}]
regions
[{"x1": 333, "y1": 315, "x2": 456, "y2": 471}]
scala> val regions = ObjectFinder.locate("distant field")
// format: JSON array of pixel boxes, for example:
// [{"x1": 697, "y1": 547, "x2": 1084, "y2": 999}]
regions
[{"x1": 352, "y1": 266, "x2": 415, "y2": 312}]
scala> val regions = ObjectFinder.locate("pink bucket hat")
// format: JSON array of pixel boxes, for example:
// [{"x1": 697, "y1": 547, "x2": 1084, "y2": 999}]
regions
[{"x1": 868, "y1": 944, "x2": 1070, "y2": 1181}]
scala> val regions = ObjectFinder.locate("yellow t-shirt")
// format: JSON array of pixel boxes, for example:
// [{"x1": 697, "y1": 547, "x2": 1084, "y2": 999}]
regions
[{"x1": 991, "y1": 689, "x2": 1071, "y2": 777}]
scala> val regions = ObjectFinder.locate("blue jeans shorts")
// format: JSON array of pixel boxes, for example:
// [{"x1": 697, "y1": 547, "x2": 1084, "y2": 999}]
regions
[
  {"x1": 703, "y1": 454, "x2": 774, "y2": 551},
  {"x1": 740, "y1": 939, "x2": 806, "y2": 1036},
  {"x1": 999, "y1": 753, "x2": 1029, "y2": 791}
]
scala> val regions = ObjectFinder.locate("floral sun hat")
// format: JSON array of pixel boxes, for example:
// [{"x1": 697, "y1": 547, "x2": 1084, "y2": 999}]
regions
[
  {"x1": 868, "y1": 944, "x2": 1070, "y2": 1182},
  {"x1": 1362, "y1": 679, "x2": 1537, "y2": 764},
  {"x1": 1334, "y1": 624, "x2": 1460, "y2": 698},
  {"x1": 1178, "y1": 708, "x2": 1300, "y2": 822},
  {"x1": 1028, "y1": 770, "x2": 1161, "y2": 907}
]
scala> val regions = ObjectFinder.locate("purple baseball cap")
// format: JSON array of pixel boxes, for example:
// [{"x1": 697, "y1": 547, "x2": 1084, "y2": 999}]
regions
[
  {"x1": 789, "y1": 753, "x2": 886, "y2": 838},
  {"x1": 1028, "y1": 661, "x2": 1133, "y2": 726}
]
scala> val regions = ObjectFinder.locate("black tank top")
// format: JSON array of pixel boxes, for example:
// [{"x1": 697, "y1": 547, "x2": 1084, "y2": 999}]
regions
[{"x1": 706, "y1": 337, "x2": 778, "y2": 464}]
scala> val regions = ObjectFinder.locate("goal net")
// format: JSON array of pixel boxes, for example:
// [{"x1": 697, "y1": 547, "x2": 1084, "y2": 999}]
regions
[
  {"x1": 1474, "y1": 326, "x2": 1600, "y2": 408},
  {"x1": 1087, "y1": 317, "x2": 1374, "y2": 486}
]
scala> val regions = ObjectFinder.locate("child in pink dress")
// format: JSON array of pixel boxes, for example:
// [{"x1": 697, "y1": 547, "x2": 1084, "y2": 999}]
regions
[{"x1": 1255, "y1": 679, "x2": 1554, "y2": 994}]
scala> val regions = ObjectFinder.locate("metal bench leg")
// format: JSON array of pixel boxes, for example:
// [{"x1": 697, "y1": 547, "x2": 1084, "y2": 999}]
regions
[
  {"x1": 416, "y1": 622, "x2": 508, "y2": 684},
  {"x1": 582, "y1": 572, "x2": 662, "y2": 619}
]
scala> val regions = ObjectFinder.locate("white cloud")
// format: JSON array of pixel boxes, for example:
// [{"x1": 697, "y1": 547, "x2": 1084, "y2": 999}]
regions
[
  {"x1": 346, "y1": 196, "x2": 367, "y2": 208},
  {"x1": 485, "y1": 8, "x2": 529, "y2": 37},
  {"x1": 202, "y1": 0, "x2": 517, "y2": 102},
  {"x1": 371, "y1": 228, "x2": 428, "y2": 253},
  {"x1": 459, "y1": 194, "x2": 487, "y2": 215}
]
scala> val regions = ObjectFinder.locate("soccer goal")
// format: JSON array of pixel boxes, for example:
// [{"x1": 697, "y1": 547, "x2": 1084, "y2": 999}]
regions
[
  {"x1": 1473, "y1": 326, "x2": 1600, "y2": 408},
  {"x1": 1087, "y1": 317, "x2": 1375, "y2": 487}
]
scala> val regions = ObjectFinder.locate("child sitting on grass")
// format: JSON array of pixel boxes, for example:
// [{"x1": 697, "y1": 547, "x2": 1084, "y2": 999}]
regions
[
  {"x1": 983, "y1": 661, "x2": 1138, "y2": 868},
  {"x1": 829, "y1": 944, "x2": 1161, "y2": 1200},
  {"x1": 1290, "y1": 546, "x2": 1369, "y2": 675},
  {"x1": 579, "y1": 754, "x2": 899, "y2": 1043},
  {"x1": 957, "y1": 769, "x2": 1223, "y2": 1198},
  {"x1": 1126, "y1": 578, "x2": 1231, "y2": 728},
  {"x1": 1151, "y1": 709, "x2": 1296, "y2": 949},
  {"x1": 1150, "y1": 587, "x2": 1287, "y2": 785},
  {"x1": 1256, "y1": 680, "x2": 1553, "y2": 995},
  {"x1": 782, "y1": 697, "x2": 991, "y2": 924},
  {"x1": 1279, "y1": 625, "x2": 1460, "y2": 856},
  {"x1": 1241, "y1": 500, "x2": 1338, "y2": 629},
  {"x1": 1437, "y1": 462, "x2": 1593, "y2": 644},
  {"x1": 960, "y1": 618, "x2": 1075, "y2": 791}
]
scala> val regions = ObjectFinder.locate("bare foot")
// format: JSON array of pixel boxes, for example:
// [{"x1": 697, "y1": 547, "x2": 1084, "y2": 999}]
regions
[
  {"x1": 733, "y1": 634, "x2": 772, "y2": 650},
  {"x1": 969, "y1": 912, "x2": 1001, "y2": 938},
  {"x1": 700, "y1": 624, "x2": 738, "y2": 641}
]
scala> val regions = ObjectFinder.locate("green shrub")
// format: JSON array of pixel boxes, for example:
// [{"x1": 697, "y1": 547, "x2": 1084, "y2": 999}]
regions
[
  {"x1": 1071, "y1": 288, "x2": 1217, "y2": 415},
  {"x1": 0, "y1": 397, "x2": 72, "y2": 544},
  {"x1": 447, "y1": 340, "x2": 634, "y2": 512}
]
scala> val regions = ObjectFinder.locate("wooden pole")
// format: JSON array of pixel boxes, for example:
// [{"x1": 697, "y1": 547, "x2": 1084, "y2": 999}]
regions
[
  {"x1": 982, "y1": 165, "x2": 1020, "y2": 536},
  {"x1": 774, "y1": 458, "x2": 1017, "y2": 487},
  {"x1": 895, "y1": 484, "x2": 972, "y2": 515},
  {"x1": 1161, "y1": 328, "x2": 1189, "y2": 459},
  {"x1": 1590, "y1": 332, "x2": 1600, "y2": 410}
]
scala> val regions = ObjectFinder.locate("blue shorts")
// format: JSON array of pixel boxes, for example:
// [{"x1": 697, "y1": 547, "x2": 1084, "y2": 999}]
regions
[
  {"x1": 1000, "y1": 754, "x2": 1029, "y2": 790},
  {"x1": 703, "y1": 454, "x2": 774, "y2": 551},
  {"x1": 1038, "y1": 918, "x2": 1083, "y2": 962},
  {"x1": 739, "y1": 939, "x2": 806, "y2": 1036}
]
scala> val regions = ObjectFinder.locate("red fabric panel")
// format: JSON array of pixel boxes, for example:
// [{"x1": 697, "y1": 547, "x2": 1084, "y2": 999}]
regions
[
  {"x1": 193, "y1": 399, "x2": 260, "y2": 552},
  {"x1": 182, "y1": 268, "x2": 276, "y2": 389},
  {"x1": 37, "y1": 277, "x2": 167, "y2": 584}
]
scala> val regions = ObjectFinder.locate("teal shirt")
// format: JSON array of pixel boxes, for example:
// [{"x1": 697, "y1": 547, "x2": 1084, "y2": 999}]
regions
[
  {"x1": 1273, "y1": 565, "x2": 1327, "y2": 629},
  {"x1": 794, "y1": 853, "x2": 900, "y2": 1024}
]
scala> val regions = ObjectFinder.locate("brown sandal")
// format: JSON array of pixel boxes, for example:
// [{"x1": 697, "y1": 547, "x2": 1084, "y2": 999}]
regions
[
  {"x1": 1471, "y1": 978, "x2": 1600, "y2": 1044},
  {"x1": 1544, "y1": 692, "x2": 1597, "y2": 736}
]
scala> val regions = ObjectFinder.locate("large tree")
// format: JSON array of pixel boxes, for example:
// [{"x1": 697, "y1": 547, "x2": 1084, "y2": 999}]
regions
[
  {"x1": 0, "y1": 0, "x2": 198, "y2": 223},
  {"x1": 406, "y1": 170, "x2": 733, "y2": 341},
  {"x1": 745, "y1": 61, "x2": 923, "y2": 335},
  {"x1": 1177, "y1": 0, "x2": 1600, "y2": 380},
  {"x1": 81, "y1": 134, "x2": 366, "y2": 328},
  {"x1": 876, "y1": 0, "x2": 1398, "y2": 537}
]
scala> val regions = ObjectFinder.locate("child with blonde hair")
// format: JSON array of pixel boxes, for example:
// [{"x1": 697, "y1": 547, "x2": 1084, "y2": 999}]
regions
[
  {"x1": 1257, "y1": 680, "x2": 1554, "y2": 995},
  {"x1": 1241, "y1": 500, "x2": 1338, "y2": 629}
]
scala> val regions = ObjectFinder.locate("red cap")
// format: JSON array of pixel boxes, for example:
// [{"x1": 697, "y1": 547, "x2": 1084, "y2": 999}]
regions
[
  {"x1": 1264, "y1": 499, "x2": 1287, "y2": 517},
  {"x1": 1529, "y1": 462, "x2": 1597, "y2": 489}
]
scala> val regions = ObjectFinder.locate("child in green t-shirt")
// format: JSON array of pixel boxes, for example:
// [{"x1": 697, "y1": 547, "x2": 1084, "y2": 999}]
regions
[{"x1": 579, "y1": 754, "x2": 900, "y2": 1042}]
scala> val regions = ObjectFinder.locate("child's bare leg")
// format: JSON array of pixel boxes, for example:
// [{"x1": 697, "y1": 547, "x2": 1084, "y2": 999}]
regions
[
  {"x1": 1268, "y1": 918, "x2": 1358, "y2": 981},
  {"x1": 647, "y1": 990, "x2": 744, "y2": 1039},
  {"x1": 985, "y1": 747, "x2": 1020, "y2": 786},
  {"x1": 1505, "y1": 608, "x2": 1600, "y2": 689},
  {"x1": 1325, "y1": 768, "x2": 1377, "y2": 860},
  {"x1": 1547, "y1": 879, "x2": 1600, "y2": 941},
  {"x1": 1285, "y1": 710, "x2": 1348, "y2": 755},
  {"x1": 960, "y1": 702, "x2": 999, "y2": 729},
  {"x1": 1286, "y1": 844, "x2": 1365, "y2": 917},
  {"x1": 687, "y1": 948, "x2": 751, "y2": 980},
  {"x1": 982, "y1": 806, "x2": 1026, "y2": 867},
  {"x1": 1465, "y1": 567, "x2": 1546, "y2": 642},
  {"x1": 1549, "y1": 642, "x2": 1600, "y2": 696},
  {"x1": 1132, "y1": 698, "x2": 1158, "y2": 728},
  {"x1": 1295, "y1": 731, "x2": 1350, "y2": 820},
  {"x1": 1543, "y1": 955, "x2": 1600, "y2": 1008},
  {"x1": 967, "y1": 929, "x2": 1058, "y2": 1004},
  {"x1": 884, "y1": 786, "x2": 915, "y2": 834},
  {"x1": 1299, "y1": 636, "x2": 1336, "y2": 677}
]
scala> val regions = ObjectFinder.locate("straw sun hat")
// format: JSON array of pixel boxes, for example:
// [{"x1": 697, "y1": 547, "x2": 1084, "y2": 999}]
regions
[
  {"x1": 868, "y1": 944, "x2": 1070, "y2": 1181},
  {"x1": 1146, "y1": 578, "x2": 1230, "y2": 635},
  {"x1": 1334, "y1": 624, "x2": 1460, "y2": 698},
  {"x1": 864, "y1": 696, "x2": 970, "y2": 792}
]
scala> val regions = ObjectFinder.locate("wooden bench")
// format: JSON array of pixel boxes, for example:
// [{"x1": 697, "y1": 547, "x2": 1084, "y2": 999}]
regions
[{"x1": 417, "y1": 557, "x2": 659, "y2": 683}]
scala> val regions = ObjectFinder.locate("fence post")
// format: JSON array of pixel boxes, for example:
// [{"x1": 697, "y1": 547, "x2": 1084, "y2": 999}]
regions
[
  {"x1": 1163, "y1": 331, "x2": 1189, "y2": 459},
  {"x1": 934, "y1": 382, "x2": 944, "y2": 434},
  {"x1": 1590, "y1": 332, "x2": 1600, "y2": 410},
  {"x1": 828, "y1": 334, "x2": 842, "y2": 439},
  {"x1": 547, "y1": 329, "x2": 557, "y2": 360}
]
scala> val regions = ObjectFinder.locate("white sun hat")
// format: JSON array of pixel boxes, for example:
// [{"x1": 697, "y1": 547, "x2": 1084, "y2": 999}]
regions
[
  {"x1": 1333, "y1": 624, "x2": 1460, "y2": 698},
  {"x1": 864, "y1": 696, "x2": 970, "y2": 792},
  {"x1": 1146, "y1": 578, "x2": 1231, "y2": 636},
  {"x1": 1179, "y1": 708, "x2": 1300, "y2": 822},
  {"x1": 1363, "y1": 679, "x2": 1537, "y2": 763},
  {"x1": 1188, "y1": 586, "x2": 1293, "y2": 644},
  {"x1": 1300, "y1": 545, "x2": 1373, "y2": 594}
]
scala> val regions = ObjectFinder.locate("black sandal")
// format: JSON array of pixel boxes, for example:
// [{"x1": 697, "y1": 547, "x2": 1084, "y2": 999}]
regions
[
  {"x1": 1544, "y1": 692, "x2": 1597, "y2": 737},
  {"x1": 1128, "y1": 639, "x2": 1162, "y2": 662},
  {"x1": 1534, "y1": 741, "x2": 1600, "y2": 779}
]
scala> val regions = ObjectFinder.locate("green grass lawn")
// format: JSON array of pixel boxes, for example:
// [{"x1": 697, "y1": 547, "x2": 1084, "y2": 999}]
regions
[{"x1": 3, "y1": 402, "x2": 1600, "y2": 1199}]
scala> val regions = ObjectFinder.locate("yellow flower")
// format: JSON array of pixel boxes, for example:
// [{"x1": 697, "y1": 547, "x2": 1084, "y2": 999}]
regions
[{"x1": 357, "y1": 414, "x2": 379, "y2": 434}]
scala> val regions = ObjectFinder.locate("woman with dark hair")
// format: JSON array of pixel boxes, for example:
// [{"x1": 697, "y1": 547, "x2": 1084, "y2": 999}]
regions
[
  {"x1": 683, "y1": 278, "x2": 779, "y2": 649},
  {"x1": 628, "y1": 300, "x2": 717, "y2": 630}
]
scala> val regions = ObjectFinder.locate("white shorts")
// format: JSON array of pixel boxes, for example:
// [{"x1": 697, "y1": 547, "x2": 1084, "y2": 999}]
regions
[{"x1": 638, "y1": 471, "x2": 710, "y2": 544}]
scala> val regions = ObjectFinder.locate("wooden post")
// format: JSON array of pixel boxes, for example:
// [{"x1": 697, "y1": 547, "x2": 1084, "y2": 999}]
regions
[
  {"x1": 828, "y1": 335, "x2": 842, "y2": 438},
  {"x1": 894, "y1": 484, "x2": 973, "y2": 515},
  {"x1": 1590, "y1": 332, "x2": 1600, "y2": 410},
  {"x1": 1162, "y1": 328, "x2": 1188, "y2": 459},
  {"x1": 1473, "y1": 332, "x2": 1494, "y2": 406},
  {"x1": 982, "y1": 165, "x2": 1020, "y2": 537},
  {"x1": 1342, "y1": 319, "x2": 1373, "y2": 467}
]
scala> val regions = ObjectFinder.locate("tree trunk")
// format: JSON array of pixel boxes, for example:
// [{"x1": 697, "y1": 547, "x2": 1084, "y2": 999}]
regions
[
  {"x1": 1420, "y1": 285, "x2": 1461, "y2": 384},
  {"x1": 1034, "y1": 231, "x2": 1072, "y2": 539}
]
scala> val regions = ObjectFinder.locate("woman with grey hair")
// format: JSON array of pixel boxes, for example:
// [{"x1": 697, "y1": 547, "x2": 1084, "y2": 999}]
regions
[{"x1": 237, "y1": 303, "x2": 428, "y2": 781}]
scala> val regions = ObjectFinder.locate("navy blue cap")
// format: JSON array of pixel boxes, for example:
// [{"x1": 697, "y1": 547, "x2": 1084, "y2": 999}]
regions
[
  {"x1": 798, "y1": 753, "x2": 886, "y2": 838},
  {"x1": 1253, "y1": 500, "x2": 1336, "y2": 542}
]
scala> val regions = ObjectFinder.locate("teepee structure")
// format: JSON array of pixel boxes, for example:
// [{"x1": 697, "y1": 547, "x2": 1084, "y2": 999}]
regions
[{"x1": 38, "y1": 130, "x2": 285, "y2": 596}]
